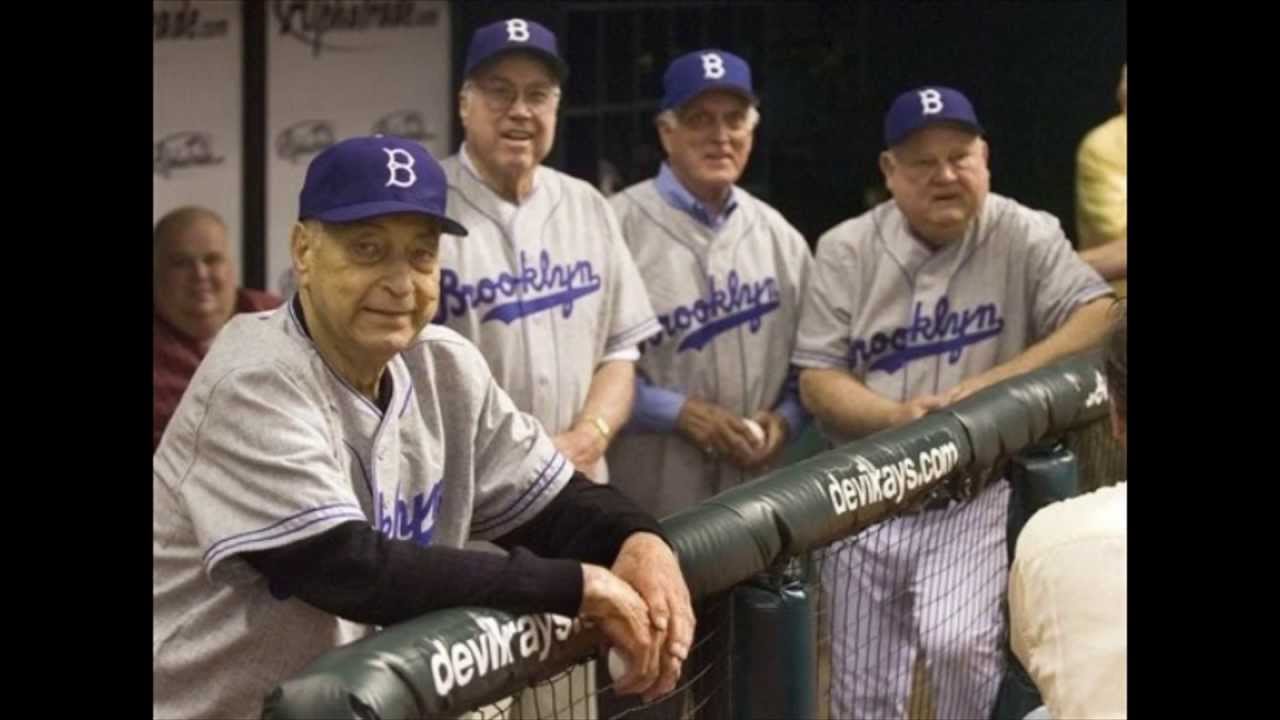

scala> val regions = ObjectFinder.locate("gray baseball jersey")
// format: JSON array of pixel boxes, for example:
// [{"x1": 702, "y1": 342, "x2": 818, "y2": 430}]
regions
[
  {"x1": 604, "y1": 179, "x2": 812, "y2": 518},
  {"x1": 794, "y1": 192, "x2": 1112, "y2": 720},
  {"x1": 153, "y1": 303, "x2": 573, "y2": 719},
  {"x1": 433, "y1": 151, "x2": 661, "y2": 484},
  {"x1": 793, "y1": 192, "x2": 1112, "y2": 430}
]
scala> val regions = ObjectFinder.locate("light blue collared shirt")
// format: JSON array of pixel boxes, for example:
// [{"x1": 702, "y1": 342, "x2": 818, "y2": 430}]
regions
[
  {"x1": 629, "y1": 165, "x2": 810, "y2": 440},
  {"x1": 654, "y1": 162, "x2": 740, "y2": 232},
  {"x1": 630, "y1": 371, "x2": 809, "y2": 442}
]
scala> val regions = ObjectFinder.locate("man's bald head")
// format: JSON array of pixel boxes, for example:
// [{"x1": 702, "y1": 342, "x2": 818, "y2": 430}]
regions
[{"x1": 154, "y1": 206, "x2": 225, "y2": 255}]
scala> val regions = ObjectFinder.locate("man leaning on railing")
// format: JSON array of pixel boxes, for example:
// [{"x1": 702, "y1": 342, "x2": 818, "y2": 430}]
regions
[{"x1": 153, "y1": 136, "x2": 695, "y2": 720}]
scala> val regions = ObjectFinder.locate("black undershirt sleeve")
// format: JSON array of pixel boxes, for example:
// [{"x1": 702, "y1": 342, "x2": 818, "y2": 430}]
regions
[
  {"x1": 240, "y1": 472, "x2": 667, "y2": 626},
  {"x1": 493, "y1": 474, "x2": 668, "y2": 565}
]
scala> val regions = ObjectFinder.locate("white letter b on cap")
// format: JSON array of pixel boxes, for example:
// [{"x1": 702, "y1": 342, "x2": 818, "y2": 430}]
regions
[
  {"x1": 701, "y1": 53, "x2": 725, "y2": 79},
  {"x1": 506, "y1": 19, "x2": 530, "y2": 42},
  {"x1": 918, "y1": 89, "x2": 943, "y2": 115},
  {"x1": 384, "y1": 148, "x2": 416, "y2": 188}
]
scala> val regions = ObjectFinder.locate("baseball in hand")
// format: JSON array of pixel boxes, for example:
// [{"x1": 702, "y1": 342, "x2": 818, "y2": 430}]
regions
[
  {"x1": 608, "y1": 647, "x2": 632, "y2": 680},
  {"x1": 743, "y1": 419, "x2": 766, "y2": 448}
]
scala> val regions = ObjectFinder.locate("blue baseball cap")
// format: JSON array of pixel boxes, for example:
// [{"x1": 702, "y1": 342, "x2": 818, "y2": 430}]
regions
[
  {"x1": 884, "y1": 86, "x2": 984, "y2": 148},
  {"x1": 299, "y1": 136, "x2": 468, "y2": 237},
  {"x1": 464, "y1": 18, "x2": 568, "y2": 82},
  {"x1": 660, "y1": 49, "x2": 757, "y2": 111}
]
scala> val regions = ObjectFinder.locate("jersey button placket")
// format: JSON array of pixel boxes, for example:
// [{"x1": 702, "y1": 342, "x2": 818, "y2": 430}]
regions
[{"x1": 527, "y1": 302, "x2": 551, "y2": 395}]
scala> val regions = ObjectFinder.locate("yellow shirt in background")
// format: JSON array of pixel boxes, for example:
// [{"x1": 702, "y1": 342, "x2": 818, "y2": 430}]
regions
[{"x1": 1076, "y1": 114, "x2": 1127, "y2": 298}]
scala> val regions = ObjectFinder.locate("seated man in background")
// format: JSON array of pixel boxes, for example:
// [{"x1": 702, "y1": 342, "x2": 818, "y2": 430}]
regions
[
  {"x1": 1010, "y1": 303, "x2": 1127, "y2": 719},
  {"x1": 153, "y1": 206, "x2": 282, "y2": 450}
]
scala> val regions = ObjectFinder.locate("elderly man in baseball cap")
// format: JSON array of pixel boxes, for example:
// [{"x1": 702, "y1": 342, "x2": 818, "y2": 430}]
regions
[
  {"x1": 793, "y1": 86, "x2": 1115, "y2": 720},
  {"x1": 595, "y1": 49, "x2": 813, "y2": 719},
  {"x1": 434, "y1": 19, "x2": 662, "y2": 507},
  {"x1": 604, "y1": 49, "x2": 812, "y2": 518},
  {"x1": 153, "y1": 136, "x2": 693, "y2": 718},
  {"x1": 447, "y1": 17, "x2": 569, "y2": 206},
  {"x1": 434, "y1": 20, "x2": 689, "y2": 714}
]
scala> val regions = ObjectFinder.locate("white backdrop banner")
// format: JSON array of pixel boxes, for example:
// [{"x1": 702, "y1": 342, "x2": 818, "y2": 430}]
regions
[
  {"x1": 153, "y1": 0, "x2": 244, "y2": 281},
  {"x1": 266, "y1": 0, "x2": 453, "y2": 295}
]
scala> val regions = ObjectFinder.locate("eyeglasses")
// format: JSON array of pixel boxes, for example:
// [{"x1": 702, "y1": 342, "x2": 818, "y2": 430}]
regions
[
  {"x1": 469, "y1": 80, "x2": 561, "y2": 115},
  {"x1": 676, "y1": 108, "x2": 754, "y2": 133}
]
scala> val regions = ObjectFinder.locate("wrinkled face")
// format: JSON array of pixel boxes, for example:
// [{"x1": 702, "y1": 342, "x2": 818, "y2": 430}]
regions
[
  {"x1": 153, "y1": 216, "x2": 236, "y2": 339},
  {"x1": 293, "y1": 213, "x2": 442, "y2": 365},
  {"x1": 659, "y1": 90, "x2": 755, "y2": 197},
  {"x1": 881, "y1": 124, "x2": 990, "y2": 248},
  {"x1": 459, "y1": 53, "x2": 561, "y2": 186}
]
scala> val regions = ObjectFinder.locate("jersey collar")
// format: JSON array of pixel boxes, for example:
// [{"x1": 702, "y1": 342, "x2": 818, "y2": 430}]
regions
[{"x1": 655, "y1": 162, "x2": 739, "y2": 231}]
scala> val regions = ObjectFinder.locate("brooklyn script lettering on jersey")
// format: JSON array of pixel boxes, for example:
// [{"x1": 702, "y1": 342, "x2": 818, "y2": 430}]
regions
[
  {"x1": 646, "y1": 271, "x2": 781, "y2": 353},
  {"x1": 435, "y1": 250, "x2": 602, "y2": 325},
  {"x1": 374, "y1": 484, "x2": 443, "y2": 547},
  {"x1": 850, "y1": 297, "x2": 1005, "y2": 373}
]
